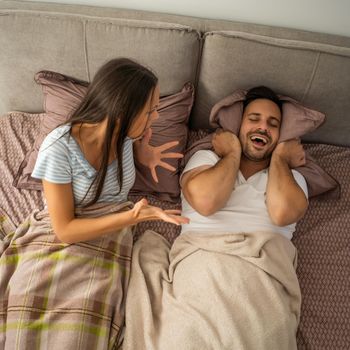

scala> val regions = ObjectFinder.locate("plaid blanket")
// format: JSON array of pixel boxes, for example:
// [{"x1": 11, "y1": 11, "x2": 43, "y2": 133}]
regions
[{"x1": 0, "y1": 202, "x2": 134, "y2": 350}]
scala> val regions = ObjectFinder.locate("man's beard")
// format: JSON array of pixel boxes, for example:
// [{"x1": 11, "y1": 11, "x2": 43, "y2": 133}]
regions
[
  {"x1": 241, "y1": 137, "x2": 276, "y2": 162},
  {"x1": 240, "y1": 129, "x2": 275, "y2": 162},
  {"x1": 241, "y1": 145, "x2": 273, "y2": 162}
]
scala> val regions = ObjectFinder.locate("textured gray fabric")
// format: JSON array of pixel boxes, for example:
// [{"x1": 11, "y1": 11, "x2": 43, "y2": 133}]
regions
[
  {"x1": 0, "y1": 11, "x2": 87, "y2": 115},
  {"x1": 85, "y1": 19, "x2": 200, "y2": 93},
  {"x1": 0, "y1": 1, "x2": 349, "y2": 146},
  {"x1": 2, "y1": 0, "x2": 350, "y2": 47},
  {"x1": 192, "y1": 31, "x2": 350, "y2": 146},
  {"x1": 0, "y1": 10, "x2": 200, "y2": 115}
]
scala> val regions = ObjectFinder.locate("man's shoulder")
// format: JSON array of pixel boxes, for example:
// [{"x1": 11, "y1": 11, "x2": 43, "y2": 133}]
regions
[{"x1": 190, "y1": 149, "x2": 219, "y2": 163}]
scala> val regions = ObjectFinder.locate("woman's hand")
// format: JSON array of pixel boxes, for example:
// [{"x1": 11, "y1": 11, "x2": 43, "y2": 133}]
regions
[
  {"x1": 133, "y1": 128, "x2": 184, "y2": 183},
  {"x1": 132, "y1": 198, "x2": 190, "y2": 226}
]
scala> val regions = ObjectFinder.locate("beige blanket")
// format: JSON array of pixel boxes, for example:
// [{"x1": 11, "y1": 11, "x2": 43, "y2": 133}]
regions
[{"x1": 122, "y1": 229, "x2": 301, "y2": 350}]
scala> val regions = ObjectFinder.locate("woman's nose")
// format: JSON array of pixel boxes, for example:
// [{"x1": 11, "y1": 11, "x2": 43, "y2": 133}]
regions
[
  {"x1": 147, "y1": 110, "x2": 159, "y2": 128},
  {"x1": 152, "y1": 110, "x2": 159, "y2": 121}
]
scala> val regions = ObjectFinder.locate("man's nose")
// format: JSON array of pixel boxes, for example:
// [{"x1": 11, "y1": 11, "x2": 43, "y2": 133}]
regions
[{"x1": 257, "y1": 120, "x2": 269, "y2": 132}]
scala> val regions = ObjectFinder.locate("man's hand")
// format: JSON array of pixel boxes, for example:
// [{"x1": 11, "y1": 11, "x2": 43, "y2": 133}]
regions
[
  {"x1": 181, "y1": 129, "x2": 241, "y2": 217},
  {"x1": 133, "y1": 128, "x2": 184, "y2": 183},
  {"x1": 272, "y1": 139, "x2": 306, "y2": 168},
  {"x1": 212, "y1": 129, "x2": 241, "y2": 159}
]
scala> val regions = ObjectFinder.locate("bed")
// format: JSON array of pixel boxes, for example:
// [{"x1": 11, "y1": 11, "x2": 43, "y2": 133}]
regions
[{"x1": 0, "y1": 1, "x2": 349, "y2": 349}]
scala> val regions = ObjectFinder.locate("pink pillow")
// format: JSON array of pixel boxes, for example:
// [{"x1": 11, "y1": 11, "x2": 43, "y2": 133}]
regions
[
  {"x1": 184, "y1": 89, "x2": 338, "y2": 198},
  {"x1": 14, "y1": 71, "x2": 194, "y2": 202},
  {"x1": 209, "y1": 89, "x2": 326, "y2": 142}
]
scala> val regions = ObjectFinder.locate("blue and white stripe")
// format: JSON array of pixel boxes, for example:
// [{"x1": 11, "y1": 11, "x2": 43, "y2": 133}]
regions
[{"x1": 32, "y1": 124, "x2": 135, "y2": 206}]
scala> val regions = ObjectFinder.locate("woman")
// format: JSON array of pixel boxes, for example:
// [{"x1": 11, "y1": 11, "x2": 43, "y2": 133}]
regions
[{"x1": 31, "y1": 57, "x2": 189, "y2": 243}]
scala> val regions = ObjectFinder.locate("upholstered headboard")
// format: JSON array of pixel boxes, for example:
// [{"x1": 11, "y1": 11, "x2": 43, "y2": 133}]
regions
[{"x1": 1, "y1": 0, "x2": 350, "y2": 146}]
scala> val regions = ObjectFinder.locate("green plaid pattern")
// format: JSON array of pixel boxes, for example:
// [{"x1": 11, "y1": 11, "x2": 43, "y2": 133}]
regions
[{"x1": 0, "y1": 202, "x2": 133, "y2": 349}]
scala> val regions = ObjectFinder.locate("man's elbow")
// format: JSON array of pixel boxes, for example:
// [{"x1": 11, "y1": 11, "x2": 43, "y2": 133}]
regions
[
  {"x1": 269, "y1": 205, "x2": 307, "y2": 227},
  {"x1": 270, "y1": 211, "x2": 291, "y2": 226},
  {"x1": 195, "y1": 203, "x2": 218, "y2": 217},
  {"x1": 184, "y1": 186, "x2": 219, "y2": 217}
]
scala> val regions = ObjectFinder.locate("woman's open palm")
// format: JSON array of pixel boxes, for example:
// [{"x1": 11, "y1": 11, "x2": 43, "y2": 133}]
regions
[
  {"x1": 132, "y1": 198, "x2": 189, "y2": 225},
  {"x1": 133, "y1": 128, "x2": 184, "y2": 182}
]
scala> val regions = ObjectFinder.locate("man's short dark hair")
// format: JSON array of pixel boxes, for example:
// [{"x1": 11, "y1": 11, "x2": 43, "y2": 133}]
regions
[{"x1": 243, "y1": 86, "x2": 282, "y2": 114}]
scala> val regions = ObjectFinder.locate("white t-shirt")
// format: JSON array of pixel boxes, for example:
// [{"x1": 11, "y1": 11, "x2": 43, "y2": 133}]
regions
[{"x1": 181, "y1": 150, "x2": 308, "y2": 240}]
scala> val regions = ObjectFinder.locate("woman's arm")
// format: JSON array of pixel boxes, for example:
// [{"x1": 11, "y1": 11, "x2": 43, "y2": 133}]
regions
[{"x1": 43, "y1": 180, "x2": 188, "y2": 244}]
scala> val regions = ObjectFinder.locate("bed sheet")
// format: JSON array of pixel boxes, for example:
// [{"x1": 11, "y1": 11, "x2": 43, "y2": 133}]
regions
[{"x1": 0, "y1": 113, "x2": 349, "y2": 349}]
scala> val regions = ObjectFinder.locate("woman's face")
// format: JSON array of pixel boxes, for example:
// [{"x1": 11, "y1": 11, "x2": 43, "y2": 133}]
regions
[{"x1": 128, "y1": 84, "x2": 160, "y2": 140}]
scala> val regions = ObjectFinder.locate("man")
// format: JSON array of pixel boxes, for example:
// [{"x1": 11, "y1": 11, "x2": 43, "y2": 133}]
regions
[
  {"x1": 122, "y1": 86, "x2": 308, "y2": 350},
  {"x1": 181, "y1": 86, "x2": 308, "y2": 240}
]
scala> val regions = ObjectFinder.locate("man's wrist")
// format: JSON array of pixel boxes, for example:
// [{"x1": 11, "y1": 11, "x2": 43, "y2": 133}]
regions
[
  {"x1": 271, "y1": 152, "x2": 290, "y2": 168},
  {"x1": 223, "y1": 150, "x2": 241, "y2": 161}
]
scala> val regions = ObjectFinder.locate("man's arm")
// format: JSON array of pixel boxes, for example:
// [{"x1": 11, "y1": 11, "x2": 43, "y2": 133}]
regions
[
  {"x1": 181, "y1": 130, "x2": 241, "y2": 216},
  {"x1": 266, "y1": 139, "x2": 308, "y2": 226}
]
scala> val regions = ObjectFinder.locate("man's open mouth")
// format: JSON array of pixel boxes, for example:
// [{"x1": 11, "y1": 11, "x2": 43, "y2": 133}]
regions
[{"x1": 250, "y1": 135, "x2": 268, "y2": 147}]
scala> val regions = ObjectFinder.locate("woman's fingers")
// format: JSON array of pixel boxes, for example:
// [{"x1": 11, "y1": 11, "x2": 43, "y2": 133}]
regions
[
  {"x1": 161, "y1": 212, "x2": 190, "y2": 225},
  {"x1": 164, "y1": 209, "x2": 182, "y2": 214},
  {"x1": 152, "y1": 207, "x2": 190, "y2": 225},
  {"x1": 160, "y1": 152, "x2": 183, "y2": 159},
  {"x1": 168, "y1": 214, "x2": 190, "y2": 225},
  {"x1": 158, "y1": 161, "x2": 176, "y2": 172},
  {"x1": 133, "y1": 198, "x2": 148, "y2": 215},
  {"x1": 151, "y1": 167, "x2": 159, "y2": 183},
  {"x1": 158, "y1": 140, "x2": 179, "y2": 152}
]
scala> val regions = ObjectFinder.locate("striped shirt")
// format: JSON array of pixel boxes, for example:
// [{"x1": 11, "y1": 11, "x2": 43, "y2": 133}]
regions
[{"x1": 32, "y1": 124, "x2": 135, "y2": 206}]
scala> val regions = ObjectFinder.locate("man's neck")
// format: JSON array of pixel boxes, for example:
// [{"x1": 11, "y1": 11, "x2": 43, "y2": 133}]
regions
[{"x1": 239, "y1": 155, "x2": 270, "y2": 180}]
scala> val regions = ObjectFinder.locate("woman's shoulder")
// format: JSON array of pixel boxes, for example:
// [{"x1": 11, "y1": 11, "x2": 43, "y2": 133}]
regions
[
  {"x1": 42, "y1": 124, "x2": 71, "y2": 144},
  {"x1": 47, "y1": 124, "x2": 71, "y2": 139},
  {"x1": 39, "y1": 124, "x2": 72, "y2": 153}
]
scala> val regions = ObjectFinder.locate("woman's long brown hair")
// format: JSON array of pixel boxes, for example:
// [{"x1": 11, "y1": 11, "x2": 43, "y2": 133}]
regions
[{"x1": 65, "y1": 57, "x2": 158, "y2": 207}]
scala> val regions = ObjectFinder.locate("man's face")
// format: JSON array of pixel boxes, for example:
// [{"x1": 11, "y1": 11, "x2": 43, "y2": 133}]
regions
[{"x1": 238, "y1": 98, "x2": 281, "y2": 162}]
